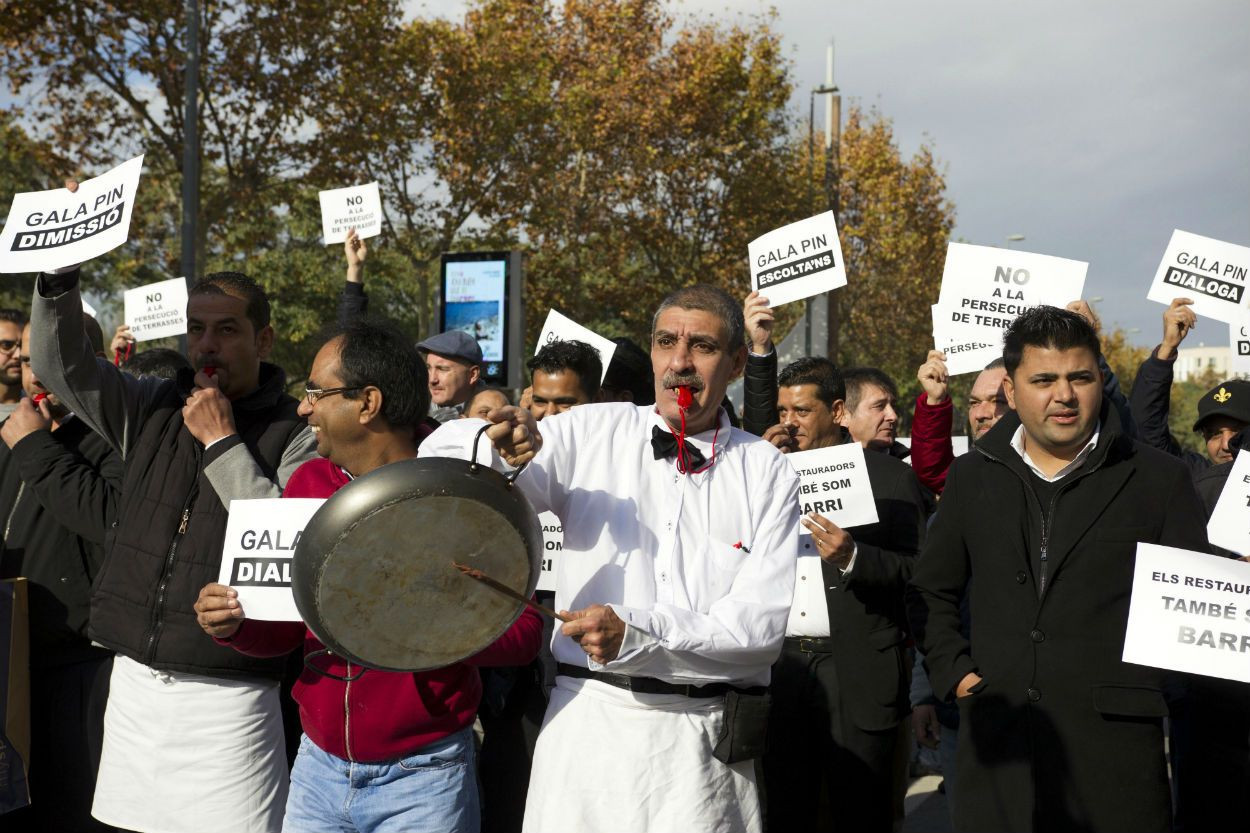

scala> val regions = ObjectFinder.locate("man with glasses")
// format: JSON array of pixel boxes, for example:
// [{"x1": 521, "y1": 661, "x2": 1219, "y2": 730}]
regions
[
  {"x1": 30, "y1": 251, "x2": 316, "y2": 833},
  {"x1": 195, "y1": 319, "x2": 541, "y2": 833},
  {"x1": 0, "y1": 308, "x2": 25, "y2": 420}
]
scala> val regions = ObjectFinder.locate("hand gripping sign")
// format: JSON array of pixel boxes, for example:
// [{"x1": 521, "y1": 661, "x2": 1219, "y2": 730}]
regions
[
  {"x1": 0, "y1": 155, "x2": 145, "y2": 274},
  {"x1": 748, "y1": 211, "x2": 847, "y2": 307},
  {"x1": 217, "y1": 498, "x2": 325, "y2": 621}
]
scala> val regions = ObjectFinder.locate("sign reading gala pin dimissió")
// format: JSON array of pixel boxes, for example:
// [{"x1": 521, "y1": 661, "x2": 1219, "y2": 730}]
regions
[
  {"x1": 218, "y1": 498, "x2": 325, "y2": 622},
  {"x1": 123, "y1": 277, "x2": 189, "y2": 342},
  {"x1": 748, "y1": 211, "x2": 846, "y2": 308},
  {"x1": 319, "y1": 182, "x2": 383, "y2": 245},
  {"x1": 1147, "y1": 230, "x2": 1250, "y2": 325},
  {"x1": 0, "y1": 155, "x2": 145, "y2": 274},
  {"x1": 785, "y1": 442, "x2": 878, "y2": 529},
  {"x1": 1124, "y1": 542, "x2": 1250, "y2": 683},
  {"x1": 535, "y1": 310, "x2": 617, "y2": 383}
]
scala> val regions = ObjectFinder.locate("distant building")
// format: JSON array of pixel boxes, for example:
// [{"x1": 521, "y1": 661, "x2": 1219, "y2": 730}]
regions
[{"x1": 1174, "y1": 344, "x2": 1249, "y2": 382}]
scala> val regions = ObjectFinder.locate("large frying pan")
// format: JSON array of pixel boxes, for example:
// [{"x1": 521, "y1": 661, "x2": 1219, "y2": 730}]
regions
[{"x1": 291, "y1": 428, "x2": 542, "y2": 673}]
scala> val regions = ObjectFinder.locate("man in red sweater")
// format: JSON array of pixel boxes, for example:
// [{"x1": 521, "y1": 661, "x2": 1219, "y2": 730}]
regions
[{"x1": 194, "y1": 320, "x2": 542, "y2": 833}]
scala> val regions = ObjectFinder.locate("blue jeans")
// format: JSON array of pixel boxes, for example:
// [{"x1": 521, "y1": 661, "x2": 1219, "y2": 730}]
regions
[{"x1": 282, "y1": 728, "x2": 479, "y2": 833}]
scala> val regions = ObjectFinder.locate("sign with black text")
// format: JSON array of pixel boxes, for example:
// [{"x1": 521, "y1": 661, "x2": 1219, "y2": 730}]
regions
[
  {"x1": 535, "y1": 311, "x2": 616, "y2": 382},
  {"x1": 123, "y1": 277, "x2": 188, "y2": 342},
  {"x1": 0, "y1": 155, "x2": 144, "y2": 274},
  {"x1": 319, "y1": 182, "x2": 383, "y2": 245},
  {"x1": 1147, "y1": 230, "x2": 1250, "y2": 325},
  {"x1": 537, "y1": 511, "x2": 562, "y2": 593},
  {"x1": 785, "y1": 442, "x2": 878, "y2": 529},
  {"x1": 1206, "y1": 451, "x2": 1250, "y2": 555},
  {"x1": 217, "y1": 498, "x2": 325, "y2": 621},
  {"x1": 748, "y1": 211, "x2": 846, "y2": 307},
  {"x1": 1124, "y1": 543, "x2": 1250, "y2": 683}
]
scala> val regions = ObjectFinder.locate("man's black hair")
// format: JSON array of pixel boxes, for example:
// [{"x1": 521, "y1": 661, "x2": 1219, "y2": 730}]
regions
[
  {"x1": 527, "y1": 339, "x2": 603, "y2": 401},
  {"x1": 1002, "y1": 306, "x2": 1101, "y2": 377},
  {"x1": 603, "y1": 336, "x2": 654, "y2": 405},
  {"x1": 189, "y1": 271, "x2": 271, "y2": 333},
  {"x1": 122, "y1": 348, "x2": 193, "y2": 381},
  {"x1": 0, "y1": 308, "x2": 26, "y2": 327},
  {"x1": 651, "y1": 284, "x2": 746, "y2": 350},
  {"x1": 984, "y1": 357, "x2": 1006, "y2": 371},
  {"x1": 843, "y1": 367, "x2": 899, "y2": 413},
  {"x1": 334, "y1": 318, "x2": 430, "y2": 428},
  {"x1": 778, "y1": 356, "x2": 845, "y2": 407}
]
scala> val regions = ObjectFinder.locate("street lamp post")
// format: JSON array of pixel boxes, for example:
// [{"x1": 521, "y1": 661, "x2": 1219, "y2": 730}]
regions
[{"x1": 804, "y1": 83, "x2": 839, "y2": 357}]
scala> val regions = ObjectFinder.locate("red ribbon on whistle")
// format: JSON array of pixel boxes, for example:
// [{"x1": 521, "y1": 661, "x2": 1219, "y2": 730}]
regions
[{"x1": 670, "y1": 385, "x2": 718, "y2": 475}]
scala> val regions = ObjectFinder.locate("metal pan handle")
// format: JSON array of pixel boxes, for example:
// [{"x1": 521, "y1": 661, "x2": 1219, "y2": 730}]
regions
[
  {"x1": 470, "y1": 423, "x2": 528, "y2": 486},
  {"x1": 304, "y1": 648, "x2": 367, "y2": 682}
]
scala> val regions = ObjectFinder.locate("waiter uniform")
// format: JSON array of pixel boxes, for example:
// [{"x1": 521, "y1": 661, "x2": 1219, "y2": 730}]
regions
[{"x1": 422, "y1": 402, "x2": 799, "y2": 833}]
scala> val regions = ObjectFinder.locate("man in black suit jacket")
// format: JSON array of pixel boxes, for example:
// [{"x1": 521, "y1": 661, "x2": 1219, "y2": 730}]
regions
[
  {"x1": 758, "y1": 356, "x2": 928, "y2": 833},
  {"x1": 908, "y1": 307, "x2": 1209, "y2": 832}
]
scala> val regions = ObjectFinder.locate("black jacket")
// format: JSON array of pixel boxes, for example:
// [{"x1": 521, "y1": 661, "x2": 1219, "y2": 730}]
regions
[
  {"x1": 741, "y1": 350, "x2": 778, "y2": 436},
  {"x1": 90, "y1": 365, "x2": 307, "y2": 678},
  {"x1": 820, "y1": 439, "x2": 927, "y2": 730},
  {"x1": 907, "y1": 402, "x2": 1209, "y2": 832},
  {"x1": 0, "y1": 416, "x2": 122, "y2": 667},
  {"x1": 1129, "y1": 348, "x2": 1211, "y2": 477}
]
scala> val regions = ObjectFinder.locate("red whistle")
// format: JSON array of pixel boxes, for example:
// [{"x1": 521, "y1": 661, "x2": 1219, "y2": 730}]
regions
[
  {"x1": 32, "y1": 393, "x2": 47, "y2": 405},
  {"x1": 202, "y1": 366, "x2": 217, "y2": 378},
  {"x1": 676, "y1": 386, "x2": 694, "y2": 410}
]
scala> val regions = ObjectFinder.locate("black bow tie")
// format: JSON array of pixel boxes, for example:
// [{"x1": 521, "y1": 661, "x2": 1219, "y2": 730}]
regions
[{"x1": 651, "y1": 426, "x2": 706, "y2": 469}]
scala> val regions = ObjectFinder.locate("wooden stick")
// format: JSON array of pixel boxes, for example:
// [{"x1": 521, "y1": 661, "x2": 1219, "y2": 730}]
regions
[{"x1": 452, "y1": 561, "x2": 571, "y2": 622}]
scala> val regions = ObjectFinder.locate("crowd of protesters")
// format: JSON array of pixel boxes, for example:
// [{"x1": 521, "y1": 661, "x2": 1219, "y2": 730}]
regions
[{"x1": 1, "y1": 217, "x2": 1247, "y2": 833}]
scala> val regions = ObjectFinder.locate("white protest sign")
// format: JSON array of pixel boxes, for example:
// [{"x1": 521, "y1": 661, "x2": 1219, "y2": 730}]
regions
[
  {"x1": 0, "y1": 155, "x2": 144, "y2": 274},
  {"x1": 123, "y1": 277, "x2": 189, "y2": 342},
  {"x1": 786, "y1": 442, "x2": 878, "y2": 528},
  {"x1": 537, "y1": 511, "x2": 563, "y2": 592},
  {"x1": 1123, "y1": 542, "x2": 1250, "y2": 683},
  {"x1": 1206, "y1": 451, "x2": 1250, "y2": 555},
  {"x1": 748, "y1": 211, "x2": 846, "y2": 307},
  {"x1": 934, "y1": 243, "x2": 1087, "y2": 375},
  {"x1": 81, "y1": 298, "x2": 98, "y2": 318},
  {"x1": 1231, "y1": 316, "x2": 1250, "y2": 377},
  {"x1": 535, "y1": 310, "x2": 617, "y2": 382},
  {"x1": 319, "y1": 182, "x2": 383, "y2": 245},
  {"x1": 1146, "y1": 230, "x2": 1250, "y2": 325},
  {"x1": 217, "y1": 498, "x2": 325, "y2": 621}
]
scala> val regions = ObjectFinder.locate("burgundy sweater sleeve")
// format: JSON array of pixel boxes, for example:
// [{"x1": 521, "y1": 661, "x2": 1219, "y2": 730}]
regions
[
  {"x1": 909, "y1": 393, "x2": 955, "y2": 495},
  {"x1": 464, "y1": 604, "x2": 544, "y2": 667}
]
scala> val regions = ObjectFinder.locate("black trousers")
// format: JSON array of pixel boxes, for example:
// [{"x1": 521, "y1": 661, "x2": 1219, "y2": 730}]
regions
[
  {"x1": 6, "y1": 654, "x2": 118, "y2": 833},
  {"x1": 764, "y1": 642, "x2": 897, "y2": 833}
]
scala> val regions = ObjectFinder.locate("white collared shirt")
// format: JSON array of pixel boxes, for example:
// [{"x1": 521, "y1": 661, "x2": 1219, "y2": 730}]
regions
[
  {"x1": 785, "y1": 539, "x2": 832, "y2": 637},
  {"x1": 1008, "y1": 423, "x2": 1101, "y2": 483},
  {"x1": 421, "y1": 403, "x2": 800, "y2": 687}
]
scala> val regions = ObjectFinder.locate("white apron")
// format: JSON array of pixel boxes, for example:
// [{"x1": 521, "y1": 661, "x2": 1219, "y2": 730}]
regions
[
  {"x1": 92, "y1": 655, "x2": 288, "y2": 833},
  {"x1": 522, "y1": 677, "x2": 761, "y2": 833}
]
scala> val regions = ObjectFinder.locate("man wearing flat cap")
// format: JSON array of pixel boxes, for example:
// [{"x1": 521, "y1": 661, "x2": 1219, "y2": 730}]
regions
[{"x1": 418, "y1": 330, "x2": 484, "y2": 423}]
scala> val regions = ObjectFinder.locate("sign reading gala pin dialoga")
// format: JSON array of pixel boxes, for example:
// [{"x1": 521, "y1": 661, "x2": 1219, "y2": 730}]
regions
[
  {"x1": 1206, "y1": 451, "x2": 1250, "y2": 555},
  {"x1": 785, "y1": 442, "x2": 878, "y2": 529},
  {"x1": 217, "y1": 498, "x2": 326, "y2": 621},
  {"x1": 319, "y1": 182, "x2": 383, "y2": 245},
  {"x1": 1124, "y1": 542, "x2": 1250, "y2": 683},
  {"x1": 535, "y1": 310, "x2": 616, "y2": 382},
  {"x1": 1147, "y1": 230, "x2": 1250, "y2": 325},
  {"x1": 537, "y1": 511, "x2": 563, "y2": 592},
  {"x1": 123, "y1": 277, "x2": 189, "y2": 342},
  {"x1": 0, "y1": 155, "x2": 145, "y2": 274},
  {"x1": 748, "y1": 211, "x2": 846, "y2": 308}
]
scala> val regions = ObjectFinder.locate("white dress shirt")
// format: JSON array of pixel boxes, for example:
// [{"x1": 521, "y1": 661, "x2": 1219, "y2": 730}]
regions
[
  {"x1": 1008, "y1": 423, "x2": 1101, "y2": 482},
  {"x1": 421, "y1": 403, "x2": 800, "y2": 687}
]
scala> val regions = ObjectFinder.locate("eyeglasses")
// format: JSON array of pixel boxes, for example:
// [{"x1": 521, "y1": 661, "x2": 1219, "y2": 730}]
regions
[
  {"x1": 0, "y1": 340, "x2": 19, "y2": 354},
  {"x1": 303, "y1": 384, "x2": 362, "y2": 404}
]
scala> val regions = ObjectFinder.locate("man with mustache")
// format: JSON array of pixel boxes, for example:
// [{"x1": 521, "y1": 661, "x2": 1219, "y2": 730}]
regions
[
  {"x1": 908, "y1": 306, "x2": 1208, "y2": 832},
  {"x1": 423, "y1": 284, "x2": 799, "y2": 833}
]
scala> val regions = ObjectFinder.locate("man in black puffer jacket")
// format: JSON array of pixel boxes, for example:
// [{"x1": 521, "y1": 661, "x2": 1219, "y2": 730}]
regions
[
  {"x1": 31, "y1": 261, "x2": 316, "y2": 833},
  {"x1": 0, "y1": 313, "x2": 121, "y2": 832}
]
